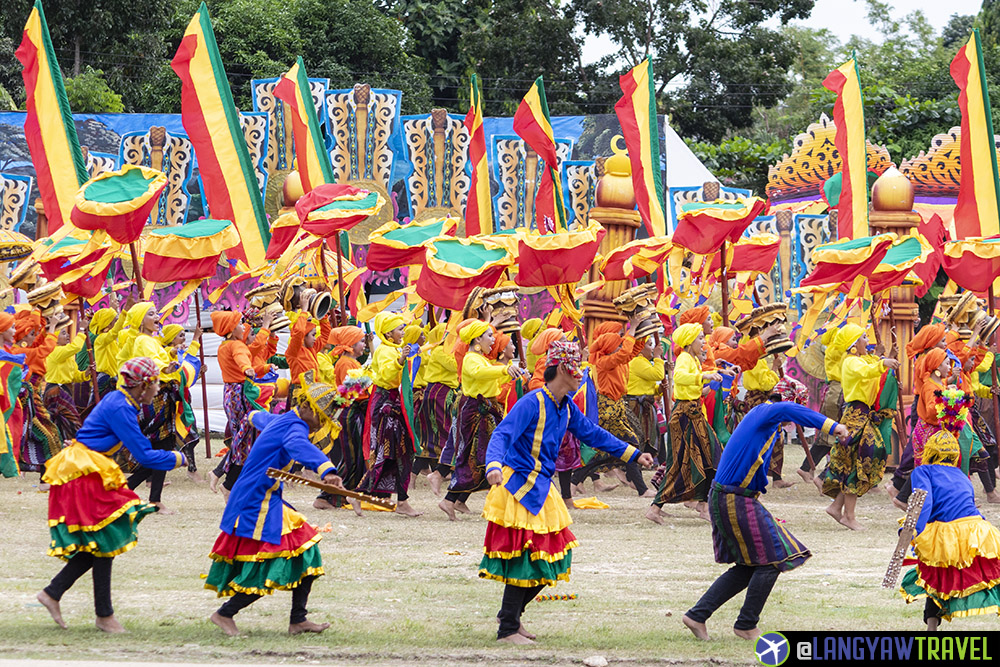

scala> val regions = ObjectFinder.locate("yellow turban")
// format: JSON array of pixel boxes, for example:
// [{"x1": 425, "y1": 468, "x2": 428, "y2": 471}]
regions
[
  {"x1": 520, "y1": 318, "x2": 543, "y2": 341},
  {"x1": 159, "y1": 324, "x2": 184, "y2": 346},
  {"x1": 402, "y1": 323, "x2": 423, "y2": 345},
  {"x1": 373, "y1": 311, "x2": 406, "y2": 344},
  {"x1": 427, "y1": 322, "x2": 446, "y2": 345},
  {"x1": 820, "y1": 328, "x2": 837, "y2": 346},
  {"x1": 89, "y1": 308, "x2": 117, "y2": 335},
  {"x1": 459, "y1": 320, "x2": 490, "y2": 344},
  {"x1": 673, "y1": 322, "x2": 703, "y2": 349},
  {"x1": 127, "y1": 302, "x2": 155, "y2": 328},
  {"x1": 831, "y1": 323, "x2": 865, "y2": 355}
]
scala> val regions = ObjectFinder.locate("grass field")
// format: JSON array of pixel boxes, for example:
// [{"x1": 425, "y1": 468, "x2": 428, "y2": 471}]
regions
[{"x1": 2, "y1": 453, "x2": 998, "y2": 666}]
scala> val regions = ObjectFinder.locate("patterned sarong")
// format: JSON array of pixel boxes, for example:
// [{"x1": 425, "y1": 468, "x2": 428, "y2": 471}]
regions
[
  {"x1": 709, "y1": 481, "x2": 810, "y2": 571},
  {"x1": 448, "y1": 394, "x2": 505, "y2": 494},
  {"x1": 653, "y1": 399, "x2": 718, "y2": 504}
]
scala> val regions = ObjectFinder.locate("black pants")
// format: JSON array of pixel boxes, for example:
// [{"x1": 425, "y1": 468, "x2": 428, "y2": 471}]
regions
[
  {"x1": 800, "y1": 443, "x2": 831, "y2": 473},
  {"x1": 434, "y1": 463, "x2": 452, "y2": 477},
  {"x1": 686, "y1": 564, "x2": 780, "y2": 631},
  {"x1": 127, "y1": 437, "x2": 174, "y2": 503},
  {"x1": 212, "y1": 455, "x2": 243, "y2": 491},
  {"x1": 558, "y1": 470, "x2": 573, "y2": 500},
  {"x1": 924, "y1": 597, "x2": 942, "y2": 623},
  {"x1": 570, "y1": 462, "x2": 647, "y2": 494},
  {"x1": 44, "y1": 553, "x2": 114, "y2": 618},
  {"x1": 445, "y1": 491, "x2": 470, "y2": 503},
  {"x1": 978, "y1": 444, "x2": 999, "y2": 493},
  {"x1": 497, "y1": 583, "x2": 545, "y2": 638},
  {"x1": 217, "y1": 575, "x2": 316, "y2": 624}
]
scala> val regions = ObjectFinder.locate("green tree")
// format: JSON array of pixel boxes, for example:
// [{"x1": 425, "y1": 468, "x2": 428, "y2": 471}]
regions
[{"x1": 63, "y1": 66, "x2": 124, "y2": 113}]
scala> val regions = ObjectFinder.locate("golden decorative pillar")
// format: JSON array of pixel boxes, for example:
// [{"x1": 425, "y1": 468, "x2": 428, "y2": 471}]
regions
[
  {"x1": 354, "y1": 84, "x2": 370, "y2": 163},
  {"x1": 775, "y1": 209, "x2": 794, "y2": 298},
  {"x1": 430, "y1": 108, "x2": 448, "y2": 206},
  {"x1": 582, "y1": 138, "x2": 642, "y2": 341}
]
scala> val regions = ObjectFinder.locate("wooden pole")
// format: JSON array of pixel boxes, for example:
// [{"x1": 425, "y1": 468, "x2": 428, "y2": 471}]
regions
[
  {"x1": 78, "y1": 297, "x2": 101, "y2": 405},
  {"x1": 887, "y1": 293, "x2": 908, "y2": 466},
  {"x1": 128, "y1": 242, "x2": 144, "y2": 295},
  {"x1": 194, "y1": 289, "x2": 212, "y2": 458},
  {"x1": 514, "y1": 331, "x2": 527, "y2": 369},
  {"x1": 720, "y1": 240, "x2": 729, "y2": 327},
  {"x1": 653, "y1": 330, "x2": 671, "y2": 425},
  {"x1": 989, "y1": 286, "x2": 1000, "y2": 445},
  {"x1": 334, "y1": 231, "x2": 347, "y2": 326}
]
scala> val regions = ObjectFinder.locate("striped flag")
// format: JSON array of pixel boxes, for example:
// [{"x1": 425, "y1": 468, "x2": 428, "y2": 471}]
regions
[
  {"x1": 274, "y1": 57, "x2": 335, "y2": 194},
  {"x1": 513, "y1": 76, "x2": 567, "y2": 232},
  {"x1": 823, "y1": 58, "x2": 869, "y2": 240},
  {"x1": 951, "y1": 29, "x2": 1000, "y2": 239},
  {"x1": 171, "y1": 2, "x2": 270, "y2": 266},
  {"x1": 463, "y1": 74, "x2": 493, "y2": 236},
  {"x1": 15, "y1": 0, "x2": 87, "y2": 233},
  {"x1": 615, "y1": 57, "x2": 667, "y2": 237}
]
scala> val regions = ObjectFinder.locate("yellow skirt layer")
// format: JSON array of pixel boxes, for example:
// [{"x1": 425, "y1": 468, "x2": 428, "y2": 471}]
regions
[
  {"x1": 481, "y1": 467, "x2": 572, "y2": 534},
  {"x1": 42, "y1": 441, "x2": 124, "y2": 489},
  {"x1": 914, "y1": 516, "x2": 1000, "y2": 568}
]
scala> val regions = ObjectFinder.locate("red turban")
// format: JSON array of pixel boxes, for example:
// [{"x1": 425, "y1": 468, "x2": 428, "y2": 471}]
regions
[
  {"x1": 211, "y1": 311, "x2": 241, "y2": 338},
  {"x1": 708, "y1": 326, "x2": 735, "y2": 351},
  {"x1": 679, "y1": 306, "x2": 710, "y2": 327},
  {"x1": 14, "y1": 311, "x2": 41, "y2": 342},
  {"x1": 329, "y1": 325, "x2": 364, "y2": 356},
  {"x1": 489, "y1": 331, "x2": 511, "y2": 360}
]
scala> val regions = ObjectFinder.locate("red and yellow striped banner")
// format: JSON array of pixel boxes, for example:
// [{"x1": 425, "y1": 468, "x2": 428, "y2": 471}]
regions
[
  {"x1": 171, "y1": 1, "x2": 270, "y2": 266},
  {"x1": 823, "y1": 58, "x2": 869, "y2": 240},
  {"x1": 513, "y1": 76, "x2": 567, "y2": 232},
  {"x1": 274, "y1": 57, "x2": 334, "y2": 194},
  {"x1": 463, "y1": 74, "x2": 493, "y2": 236},
  {"x1": 951, "y1": 29, "x2": 1000, "y2": 239},
  {"x1": 15, "y1": 0, "x2": 87, "y2": 233},
  {"x1": 615, "y1": 57, "x2": 666, "y2": 237}
]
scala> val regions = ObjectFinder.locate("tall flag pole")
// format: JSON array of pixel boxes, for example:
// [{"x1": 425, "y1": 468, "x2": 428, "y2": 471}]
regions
[
  {"x1": 16, "y1": 0, "x2": 88, "y2": 233},
  {"x1": 463, "y1": 74, "x2": 494, "y2": 236},
  {"x1": 615, "y1": 56, "x2": 667, "y2": 238},
  {"x1": 171, "y1": 2, "x2": 271, "y2": 266},
  {"x1": 951, "y1": 29, "x2": 1000, "y2": 239},
  {"x1": 274, "y1": 57, "x2": 335, "y2": 194},
  {"x1": 513, "y1": 76, "x2": 567, "y2": 233},
  {"x1": 823, "y1": 57, "x2": 869, "y2": 240}
]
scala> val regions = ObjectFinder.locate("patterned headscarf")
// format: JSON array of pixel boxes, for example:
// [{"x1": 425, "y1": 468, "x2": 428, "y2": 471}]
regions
[
  {"x1": 546, "y1": 340, "x2": 583, "y2": 379},
  {"x1": 119, "y1": 357, "x2": 159, "y2": 388},
  {"x1": 923, "y1": 430, "x2": 961, "y2": 467}
]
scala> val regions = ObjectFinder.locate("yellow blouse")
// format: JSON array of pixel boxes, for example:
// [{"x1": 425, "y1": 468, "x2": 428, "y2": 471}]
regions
[
  {"x1": 128, "y1": 333, "x2": 174, "y2": 380},
  {"x1": 824, "y1": 345, "x2": 845, "y2": 384},
  {"x1": 841, "y1": 354, "x2": 885, "y2": 406},
  {"x1": 371, "y1": 342, "x2": 404, "y2": 389},
  {"x1": 461, "y1": 351, "x2": 510, "y2": 398},
  {"x1": 93, "y1": 313, "x2": 126, "y2": 376},
  {"x1": 45, "y1": 333, "x2": 88, "y2": 385},
  {"x1": 973, "y1": 352, "x2": 995, "y2": 398},
  {"x1": 673, "y1": 351, "x2": 705, "y2": 401},
  {"x1": 626, "y1": 356, "x2": 665, "y2": 396},
  {"x1": 743, "y1": 359, "x2": 779, "y2": 393},
  {"x1": 162, "y1": 341, "x2": 200, "y2": 385},
  {"x1": 423, "y1": 345, "x2": 459, "y2": 388},
  {"x1": 316, "y1": 351, "x2": 337, "y2": 385}
]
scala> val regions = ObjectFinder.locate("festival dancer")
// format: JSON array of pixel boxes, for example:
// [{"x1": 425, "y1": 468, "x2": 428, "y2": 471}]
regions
[
  {"x1": 734, "y1": 357, "x2": 798, "y2": 488},
  {"x1": 626, "y1": 336, "x2": 666, "y2": 461},
  {"x1": 36, "y1": 358, "x2": 186, "y2": 633},
  {"x1": 898, "y1": 429, "x2": 1000, "y2": 629},
  {"x1": 115, "y1": 302, "x2": 171, "y2": 371},
  {"x1": 159, "y1": 323, "x2": 203, "y2": 481},
  {"x1": 682, "y1": 399, "x2": 848, "y2": 641},
  {"x1": 770, "y1": 363, "x2": 810, "y2": 487},
  {"x1": 14, "y1": 311, "x2": 60, "y2": 475},
  {"x1": 440, "y1": 321, "x2": 524, "y2": 520},
  {"x1": 520, "y1": 318, "x2": 544, "y2": 371},
  {"x1": 821, "y1": 324, "x2": 899, "y2": 530},
  {"x1": 358, "y1": 311, "x2": 421, "y2": 516},
  {"x1": 206, "y1": 380, "x2": 343, "y2": 637},
  {"x1": 797, "y1": 328, "x2": 848, "y2": 484},
  {"x1": 526, "y1": 328, "x2": 567, "y2": 390},
  {"x1": 481, "y1": 340, "x2": 654, "y2": 643},
  {"x1": 970, "y1": 352, "x2": 1000, "y2": 503},
  {"x1": 43, "y1": 322, "x2": 88, "y2": 443},
  {"x1": 647, "y1": 323, "x2": 722, "y2": 523},
  {"x1": 90, "y1": 300, "x2": 126, "y2": 396},
  {"x1": 286, "y1": 314, "x2": 322, "y2": 387},
  {"x1": 420, "y1": 323, "x2": 461, "y2": 496}
]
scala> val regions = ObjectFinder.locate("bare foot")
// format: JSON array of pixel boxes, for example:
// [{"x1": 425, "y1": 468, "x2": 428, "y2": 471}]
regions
[
  {"x1": 640, "y1": 489, "x2": 657, "y2": 498},
  {"x1": 892, "y1": 497, "x2": 907, "y2": 511},
  {"x1": 824, "y1": 504, "x2": 843, "y2": 524},
  {"x1": 289, "y1": 619, "x2": 330, "y2": 635},
  {"x1": 517, "y1": 622, "x2": 536, "y2": 640},
  {"x1": 813, "y1": 476, "x2": 825, "y2": 494},
  {"x1": 427, "y1": 471, "x2": 445, "y2": 497},
  {"x1": 208, "y1": 472, "x2": 220, "y2": 494},
  {"x1": 988, "y1": 491, "x2": 1000, "y2": 504},
  {"x1": 395, "y1": 500, "x2": 423, "y2": 517},
  {"x1": 454, "y1": 501, "x2": 472, "y2": 515},
  {"x1": 152, "y1": 502, "x2": 176, "y2": 515},
  {"x1": 497, "y1": 633, "x2": 535, "y2": 644},
  {"x1": 682, "y1": 614, "x2": 709, "y2": 640},
  {"x1": 349, "y1": 498, "x2": 362, "y2": 517},
  {"x1": 186, "y1": 469, "x2": 203, "y2": 483},
  {"x1": 683, "y1": 500, "x2": 698, "y2": 510},
  {"x1": 795, "y1": 468, "x2": 813, "y2": 483},
  {"x1": 734, "y1": 626, "x2": 761, "y2": 641},
  {"x1": 644, "y1": 505, "x2": 665, "y2": 525},
  {"x1": 210, "y1": 611, "x2": 239, "y2": 636},
  {"x1": 839, "y1": 517, "x2": 864, "y2": 531},
  {"x1": 439, "y1": 499, "x2": 457, "y2": 521},
  {"x1": 95, "y1": 614, "x2": 126, "y2": 633},
  {"x1": 313, "y1": 497, "x2": 336, "y2": 510},
  {"x1": 772, "y1": 479, "x2": 795, "y2": 489},
  {"x1": 571, "y1": 484, "x2": 584, "y2": 497},
  {"x1": 594, "y1": 479, "x2": 619, "y2": 493},
  {"x1": 38, "y1": 483, "x2": 50, "y2": 492},
  {"x1": 882, "y1": 481, "x2": 897, "y2": 499},
  {"x1": 36, "y1": 591, "x2": 66, "y2": 629},
  {"x1": 697, "y1": 509, "x2": 711, "y2": 522}
]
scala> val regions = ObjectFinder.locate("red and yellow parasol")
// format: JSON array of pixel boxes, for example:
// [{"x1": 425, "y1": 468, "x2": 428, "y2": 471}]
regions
[
  {"x1": 366, "y1": 215, "x2": 460, "y2": 272},
  {"x1": 417, "y1": 237, "x2": 513, "y2": 310}
]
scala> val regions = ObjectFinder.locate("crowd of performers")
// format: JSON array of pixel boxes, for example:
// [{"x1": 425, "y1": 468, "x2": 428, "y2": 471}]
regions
[{"x1": 6, "y1": 281, "x2": 1000, "y2": 640}]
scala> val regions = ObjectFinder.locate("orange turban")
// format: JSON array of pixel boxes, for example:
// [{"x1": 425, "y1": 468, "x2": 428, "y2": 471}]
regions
[
  {"x1": 593, "y1": 321, "x2": 623, "y2": 339},
  {"x1": 530, "y1": 328, "x2": 565, "y2": 356},
  {"x1": 906, "y1": 324, "x2": 946, "y2": 359},
  {"x1": 14, "y1": 311, "x2": 41, "y2": 342},
  {"x1": 489, "y1": 331, "x2": 511, "y2": 360},
  {"x1": 0, "y1": 312, "x2": 14, "y2": 331},
  {"x1": 211, "y1": 311, "x2": 241, "y2": 338},
  {"x1": 590, "y1": 332, "x2": 622, "y2": 361},
  {"x1": 708, "y1": 327, "x2": 735, "y2": 350},
  {"x1": 329, "y1": 325, "x2": 364, "y2": 356},
  {"x1": 923, "y1": 348, "x2": 948, "y2": 375},
  {"x1": 679, "y1": 306, "x2": 710, "y2": 327}
]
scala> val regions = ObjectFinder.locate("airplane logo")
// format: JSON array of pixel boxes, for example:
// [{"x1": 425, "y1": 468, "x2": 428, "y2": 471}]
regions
[{"x1": 755, "y1": 631, "x2": 789, "y2": 666}]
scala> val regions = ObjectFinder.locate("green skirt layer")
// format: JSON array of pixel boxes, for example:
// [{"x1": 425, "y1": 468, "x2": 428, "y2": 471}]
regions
[
  {"x1": 205, "y1": 542, "x2": 325, "y2": 597},
  {"x1": 479, "y1": 550, "x2": 572, "y2": 588},
  {"x1": 901, "y1": 567, "x2": 1000, "y2": 621},
  {"x1": 48, "y1": 503, "x2": 157, "y2": 560}
]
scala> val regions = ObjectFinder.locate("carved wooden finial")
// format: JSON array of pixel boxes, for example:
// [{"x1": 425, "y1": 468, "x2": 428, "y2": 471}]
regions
[
  {"x1": 353, "y1": 83, "x2": 371, "y2": 105},
  {"x1": 702, "y1": 181, "x2": 720, "y2": 201},
  {"x1": 431, "y1": 108, "x2": 448, "y2": 130}
]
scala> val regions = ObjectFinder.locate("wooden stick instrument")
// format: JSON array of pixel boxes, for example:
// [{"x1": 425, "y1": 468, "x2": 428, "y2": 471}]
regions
[
  {"x1": 265, "y1": 467, "x2": 397, "y2": 511},
  {"x1": 881, "y1": 488, "x2": 927, "y2": 589}
]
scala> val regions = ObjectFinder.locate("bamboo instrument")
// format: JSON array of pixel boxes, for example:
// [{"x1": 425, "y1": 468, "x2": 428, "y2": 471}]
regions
[{"x1": 265, "y1": 467, "x2": 397, "y2": 511}]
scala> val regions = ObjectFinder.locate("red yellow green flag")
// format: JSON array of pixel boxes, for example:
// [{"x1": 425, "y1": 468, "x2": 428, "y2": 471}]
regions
[
  {"x1": 171, "y1": 2, "x2": 270, "y2": 266},
  {"x1": 823, "y1": 58, "x2": 869, "y2": 240},
  {"x1": 15, "y1": 0, "x2": 87, "y2": 233},
  {"x1": 951, "y1": 29, "x2": 1000, "y2": 239},
  {"x1": 463, "y1": 74, "x2": 493, "y2": 236},
  {"x1": 615, "y1": 57, "x2": 666, "y2": 237},
  {"x1": 274, "y1": 57, "x2": 335, "y2": 194},
  {"x1": 512, "y1": 77, "x2": 567, "y2": 232}
]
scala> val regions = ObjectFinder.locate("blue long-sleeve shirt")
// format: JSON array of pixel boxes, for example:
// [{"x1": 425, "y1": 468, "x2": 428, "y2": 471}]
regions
[
  {"x1": 486, "y1": 386, "x2": 640, "y2": 514},
  {"x1": 76, "y1": 389, "x2": 184, "y2": 470},
  {"x1": 220, "y1": 409, "x2": 335, "y2": 544},
  {"x1": 715, "y1": 401, "x2": 838, "y2": 493},
  {"x1": 911, "y1": 464, "x2": 982, "y2": 535}
]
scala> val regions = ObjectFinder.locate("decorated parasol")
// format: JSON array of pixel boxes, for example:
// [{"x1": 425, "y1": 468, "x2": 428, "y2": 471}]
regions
[
  {"x1": 265, "y1": 210, "x2": 306, "y2": 261},
  {"x1": 701, "y1": 233, "x2": 781, "y2": 315},
  {"x1": 37, "y1": 236, "x2": 109, "y2": 299},
  {"x1": 416, "y1": 237, "x2": 513, "y2": 310},
  {"x1": 600, "y1": 235, "x2": 672, "y2": 281},
  {"x1": 295, "y1": 183, "x2": 387, "y2": 324},
  {"x1": 514, "y1": 221, "x2": 605, "y2": 288},
  {"x1": 366, "y1": 215, "x2": 460, "y2": 272},
  {"x1": 142, "y1": 219, "x2": 241, "y2": 456},
  {"x1": 942, "y1": 237, "x2": 1000, "y2": 294},
  {"x1": 0, "y1": 230, "x2": 34, "y2": 262}
]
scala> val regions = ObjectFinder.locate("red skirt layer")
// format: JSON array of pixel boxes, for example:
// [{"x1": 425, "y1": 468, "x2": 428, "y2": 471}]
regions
[
  {"x1": 916, "y1": 555, "x2": 1000, "y2": 599},
  {"x1": 48, "y1": 471, "x2": 141, "y2": 530},
  {"x1": 209, "y1": 522, "x2": 320, "y2": 562},
  {"x1": 484, "y1": 522, "x2": 578, "y2": 562}
]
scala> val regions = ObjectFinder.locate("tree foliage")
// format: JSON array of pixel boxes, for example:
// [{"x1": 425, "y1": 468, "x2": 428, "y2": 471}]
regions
[{"x1": 63, "y1": 66, "x2": 124, "y2": 113}]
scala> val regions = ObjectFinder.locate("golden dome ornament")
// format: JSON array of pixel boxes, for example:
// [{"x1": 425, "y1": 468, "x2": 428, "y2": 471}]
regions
[
  {"x1": 595, "y1": 135, "x2": 636, "y2": 210},
  {"x1": 871, "y1": 166, "x2": 915, "y2": 212}
]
